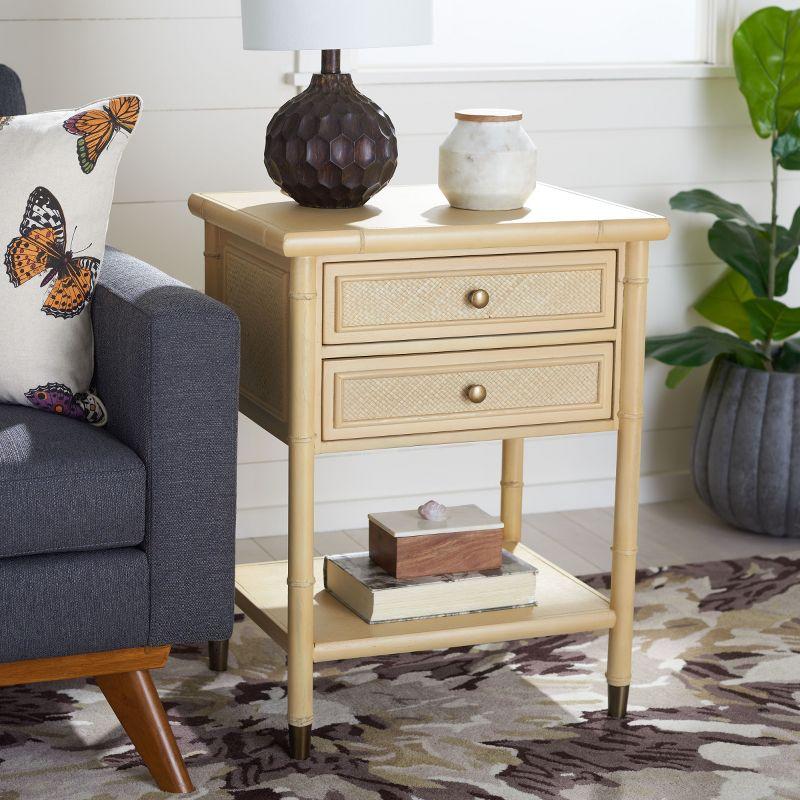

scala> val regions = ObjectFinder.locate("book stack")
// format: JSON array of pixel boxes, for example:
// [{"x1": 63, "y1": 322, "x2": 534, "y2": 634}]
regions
[{"x1": 324, "y1": 503, "x2": 537, "y2": 624}]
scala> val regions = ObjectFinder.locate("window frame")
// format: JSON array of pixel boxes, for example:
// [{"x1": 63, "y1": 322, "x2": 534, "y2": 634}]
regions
[{"x1": 289, "y1": 0, "x2": 738, "y2": 86}]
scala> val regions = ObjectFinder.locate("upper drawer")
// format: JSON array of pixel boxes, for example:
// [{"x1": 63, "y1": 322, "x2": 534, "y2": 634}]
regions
[{"x1": 323, "y1": 251, "x2": 617, "y2": 344}]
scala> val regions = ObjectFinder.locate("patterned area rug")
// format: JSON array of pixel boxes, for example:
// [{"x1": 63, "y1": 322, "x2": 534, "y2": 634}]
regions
[{"x1": 2, "y1": 553, "x2": 800, "y2": 800}]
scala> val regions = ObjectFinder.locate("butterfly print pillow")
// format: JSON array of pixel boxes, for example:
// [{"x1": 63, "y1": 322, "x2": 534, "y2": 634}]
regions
[{"x1": 0, "y1": 96, "x2": 141, "y2": 425}]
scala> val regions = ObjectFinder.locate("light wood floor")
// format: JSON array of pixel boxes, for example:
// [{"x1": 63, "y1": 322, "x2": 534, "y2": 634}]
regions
[{"x1": 235, "y1": 496, "x2": 800, "y2": 576}]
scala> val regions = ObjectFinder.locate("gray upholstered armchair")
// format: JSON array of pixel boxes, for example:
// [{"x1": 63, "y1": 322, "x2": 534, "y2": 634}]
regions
[{"x1": 0, "y1": 65, "x2": 240, "y2": 793}]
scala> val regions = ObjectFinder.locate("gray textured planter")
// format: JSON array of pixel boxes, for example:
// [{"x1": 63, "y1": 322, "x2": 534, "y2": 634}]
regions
[{"x1": 692, "y1": 357, "x2": 800, "y2": 537}]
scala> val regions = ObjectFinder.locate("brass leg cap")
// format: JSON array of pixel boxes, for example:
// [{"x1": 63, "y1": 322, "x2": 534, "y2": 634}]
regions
[
  {"x1": 608, "y1": 684, "x2": 630, "y2": 718},
  {"x1": 288, "y1": 723, "x2": 312, "y2": 760},
  {"x1": 208, "y1": 640, "x2": 229, "y2": 672}
]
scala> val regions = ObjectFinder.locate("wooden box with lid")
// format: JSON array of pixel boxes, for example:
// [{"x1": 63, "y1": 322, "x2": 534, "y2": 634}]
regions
[{"x1": 368, "y1": 504, "x2": 504, "y2": 579}]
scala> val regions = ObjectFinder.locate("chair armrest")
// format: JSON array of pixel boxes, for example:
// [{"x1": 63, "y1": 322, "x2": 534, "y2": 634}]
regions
[{"x1": 92, "y1": 246, "x2": 240, "y2": 645}]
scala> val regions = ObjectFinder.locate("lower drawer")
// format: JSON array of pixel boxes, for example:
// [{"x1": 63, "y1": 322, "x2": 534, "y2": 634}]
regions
[{"x1": 322, "y1": 343, "x2": 613, "y2": 440}]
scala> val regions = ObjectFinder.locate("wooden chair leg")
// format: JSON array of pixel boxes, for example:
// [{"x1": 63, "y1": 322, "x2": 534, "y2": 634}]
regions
[{"x1": 95, "y1": 669, "x2": 194, "y2": 794}]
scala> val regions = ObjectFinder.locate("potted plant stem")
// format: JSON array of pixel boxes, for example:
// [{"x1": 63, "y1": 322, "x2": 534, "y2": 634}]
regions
[{"x1": 646, "y1": 6, "x2": 800, "y2": 536}]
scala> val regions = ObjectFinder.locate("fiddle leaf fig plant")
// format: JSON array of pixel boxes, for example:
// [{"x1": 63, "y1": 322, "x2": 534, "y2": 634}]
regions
[{"x1": 647, "y1": 6, "x2": 800, "y2": 386}]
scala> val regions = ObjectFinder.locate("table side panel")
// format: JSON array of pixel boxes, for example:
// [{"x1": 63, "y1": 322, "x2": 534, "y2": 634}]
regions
[{"x1": 215, "y1": 234, "x2": 291, "y2": 439}]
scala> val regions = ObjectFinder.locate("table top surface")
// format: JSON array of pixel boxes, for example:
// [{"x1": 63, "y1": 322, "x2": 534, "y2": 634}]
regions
[{"x1": 189, "y1": 183, "x2": 669, "y2": 258}]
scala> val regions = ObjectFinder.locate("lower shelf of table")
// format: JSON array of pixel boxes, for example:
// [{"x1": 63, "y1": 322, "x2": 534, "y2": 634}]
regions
[{"x1": 234, "y1": 542, "x2": 615, "y2": 663}]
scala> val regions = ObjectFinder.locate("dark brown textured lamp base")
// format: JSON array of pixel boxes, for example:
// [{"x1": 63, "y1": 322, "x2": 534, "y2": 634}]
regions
[
  {"x1": 288, "y1": 723, "x2": 312, "y2": 759},
  {"x1": 264, "y1": 49, "x2": 398, "y2": 209},
  {"x1": 607, "y1": 684, "x2": 630, "y2": 718}
]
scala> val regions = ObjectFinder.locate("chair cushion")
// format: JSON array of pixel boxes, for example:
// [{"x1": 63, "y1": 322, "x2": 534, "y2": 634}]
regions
[
  {"x1": 0, "y1": 548, "x2": 149, "y2": 662},
  {"x1": 0, "y1": 403, "x2": 145, "y2": 558}
]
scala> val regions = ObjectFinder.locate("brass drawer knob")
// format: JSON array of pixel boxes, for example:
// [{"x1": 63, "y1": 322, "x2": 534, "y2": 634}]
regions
[
  {"x1": 468, "y1": 288, "x2": 490, "y2": 309},
  {"x1": 466, "y1": 384, "x2": 487, "y2": 404}
]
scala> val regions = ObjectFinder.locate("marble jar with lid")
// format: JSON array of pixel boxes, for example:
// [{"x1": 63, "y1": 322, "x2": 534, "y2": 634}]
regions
[{"x1": 438, "y1": 108, "x2": 537, "y2": 211}]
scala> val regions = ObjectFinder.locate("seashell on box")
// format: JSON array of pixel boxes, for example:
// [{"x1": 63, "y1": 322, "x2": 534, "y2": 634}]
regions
[{"x1": 417, "y1": 499, "x2": 448, "y2": 521}]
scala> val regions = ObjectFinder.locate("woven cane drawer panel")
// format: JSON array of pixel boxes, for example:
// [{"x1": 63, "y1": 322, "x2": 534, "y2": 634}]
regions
[
  {"x1": 323, "y1": 251, "x2": 616, "y2": 344},
  {"x1": 322, "y1": 343, "x2": 613, "y2": 440},
  {"x1": 223, "y1": 246, "x2": 288, "y2": 421}
]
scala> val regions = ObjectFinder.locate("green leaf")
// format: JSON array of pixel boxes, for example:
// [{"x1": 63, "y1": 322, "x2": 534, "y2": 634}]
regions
[
  {"x1": 743, "y1": 298, "x2": 800, "y2": 342},
  {"x1": 694, "y1": 269, "x2": 755, "y2": 339},
  {"x1": 666, "y1": 365, "x2": 694, "y2": 388},
  {"x1": 788, "y1": 206, "x2": 800, "y2": 251},
  {"x1": 708, "y1": 220, "x2": 796, "y2": 297},
  {"x1": 775, "y1": 338, "x2": 800, "y2": 371},
  {"x1": 775, "y1": 221, "x2": 800, "y2": 266},
  {"x1": 708, "y1": 221, "x2": 768, "y2": 295},
  {"x1": 733, "y1": 7, "x2": 800, "y2": 137},
  {"x1": 774, "y1": 111, "x2": 800, "y2": 169},
  {"x1": 646, "y1": 326, "x2": 768, "y2": 372},
  {"x1": 670, "y1": 189, "x2": 759, "y2": 227}
]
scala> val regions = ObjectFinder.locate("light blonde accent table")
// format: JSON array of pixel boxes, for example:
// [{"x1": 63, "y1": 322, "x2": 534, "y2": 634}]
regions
[{"x1": 189, "y1": 183, "x2": 669, "y2": 759}]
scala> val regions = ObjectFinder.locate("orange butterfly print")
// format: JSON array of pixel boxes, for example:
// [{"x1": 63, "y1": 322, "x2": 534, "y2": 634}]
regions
[
  {"x1": 63, "y1": 95, "x2": 140, "y2": 174},
  {"x1": 4, "y1": 186, "x2": 99, "y2": 319}
]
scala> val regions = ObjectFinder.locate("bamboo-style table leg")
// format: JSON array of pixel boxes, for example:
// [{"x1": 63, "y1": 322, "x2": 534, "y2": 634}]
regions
[
  {"x1": 287, "y1": 256, "x2": 317, "y2": 759},
  {"x1": 607, "y1": 241, "x2": 649, "y2": 718},
  {"x1": 501, "y1": 438, "x2": 524, "y2": 546}
]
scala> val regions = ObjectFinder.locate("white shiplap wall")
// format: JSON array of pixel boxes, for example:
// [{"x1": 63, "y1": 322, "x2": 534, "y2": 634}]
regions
[{"x1": 3, "y1": 1, "x2": 799, "y2": 538}]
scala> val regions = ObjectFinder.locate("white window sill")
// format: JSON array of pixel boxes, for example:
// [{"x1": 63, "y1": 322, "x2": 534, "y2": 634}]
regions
[{"x1": 286, "y1": 62, "x2": 733, "y2": 86}]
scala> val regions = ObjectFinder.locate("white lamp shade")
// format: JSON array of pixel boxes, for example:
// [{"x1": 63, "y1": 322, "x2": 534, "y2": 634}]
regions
[{"x1": 241, "y1": 0, "x2": 433, "y2": 51}]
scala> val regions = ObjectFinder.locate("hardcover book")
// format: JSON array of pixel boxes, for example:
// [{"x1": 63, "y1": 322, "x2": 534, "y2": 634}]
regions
[{"x1": 324, "y1": 549, "x2": 537, "y2": 624}]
